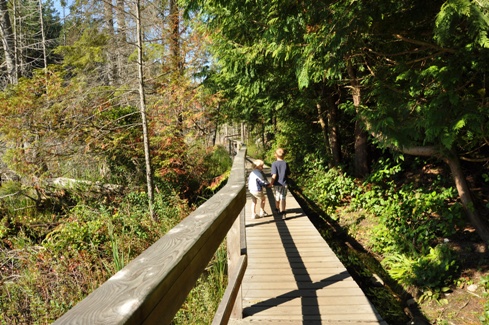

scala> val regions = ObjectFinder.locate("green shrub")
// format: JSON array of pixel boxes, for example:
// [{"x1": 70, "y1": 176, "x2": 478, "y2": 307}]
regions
[
  {"x1": 382, "y1": 244, "x2": 458, "y2": 290},
  {"x1": 299, "y1": 164, "x2": 358, "y2": 217},
  {"x1": 480, "y1": 275, "x2": 489, "y2": 324},
  {"x1": 366, "y1": 183, "x2": 463, "y2": 255},
  {"x1": 297, "y1": 155, "x2": 464, "y2": 300},
  {"x1": 173, "y1": 243, "x2": 227, "y2": 324},
  {"x1": 1, "y1": 189, "x2": 187, "y2": 324},
  {"x1": 347, "y1": 158, "x2": 463, "y2": 255}
]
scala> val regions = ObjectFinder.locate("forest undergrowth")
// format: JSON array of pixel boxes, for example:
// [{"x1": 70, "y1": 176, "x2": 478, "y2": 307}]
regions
[
  {"x1": 0, "y1": 145, "x2": 232, "y2": 324},
  {"x1": 294, "y1": 155, "x2": 489, "y2": 325}
]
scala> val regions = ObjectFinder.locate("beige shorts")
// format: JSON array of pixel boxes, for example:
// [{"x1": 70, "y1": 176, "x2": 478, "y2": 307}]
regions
[{"x1": 250, "y1": 191, "x2": 265, "y2": 203}]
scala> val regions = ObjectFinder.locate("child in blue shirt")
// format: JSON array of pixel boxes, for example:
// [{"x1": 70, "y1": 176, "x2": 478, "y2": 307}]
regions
[{"x1": 270, "y1": 148, "x2": 290, "y2": 219}]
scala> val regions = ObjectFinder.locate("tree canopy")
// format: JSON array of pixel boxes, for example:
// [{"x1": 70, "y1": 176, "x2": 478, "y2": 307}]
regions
[{"x1": 180, "y1": 0, "x2": 489, "y2": 242}]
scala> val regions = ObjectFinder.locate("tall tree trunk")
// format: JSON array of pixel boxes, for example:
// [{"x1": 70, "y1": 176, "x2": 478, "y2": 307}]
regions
[
  {"x1": 346, "y1": 59, "x2": 369, "y2": 177},
  {"x1": 169, "y1": 0, "x2": 181, "y2": 73},
  {"x1": 115, "y1": 0, "x2": 126, "y2": 80},
  {"x1": 443, "y1": 152, "x2": 489, "y2": 243},
  {"x1": 316, "y1": 102, "x2": 331, "y2": 160},
  {"x1": 317, "y1": 84, "x2": 341, "y2": 167},
  {"x1": 11, "y1": 0, "x2": 18, "y2": 78},
  {"x1": 136, "y1": 0, "x2": 155, "y2": 220},
  {"x1": 168, "y1": 0, "x2": 184, "y2": 136},
  {"x1": 327, "y1": 91, "x2": 341, "y2": 166},
  {"x1": 104, "y1": 0, "x2": 116, "y2": 84},
  {"x1": 0, "y1": 0, "x2": 17, "y2": 85},
  {"x1": 354, "y1": 121, "x2": 368, "y2": 177},
  {"x1": 38, "y1": 0, "x2": 48, "y2": 91},
  {"x1": 400, "y1": 145, "x2": 489, "y2": 244}
]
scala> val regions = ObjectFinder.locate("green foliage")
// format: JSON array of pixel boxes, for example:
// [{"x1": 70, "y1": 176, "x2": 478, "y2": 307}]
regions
[
  {"x1": 481, "y1": 274, "x2": 489, "y2": 291},
  {"x1": 246, "y1": 142, "x2": 267, "y2": 160},
  {"x1": 382, "y1": 245, "x2": 458, "y2": 290},
  {"x1": 299, "y1": 163, "x2": 358, "y2": 217},
  {"x1": 343, "y1": 159, "x2": 464, "y2": 255},
  {"x1": 269, "y1": 116, "x2": 327, "y2": 173},
  {"x1": 0, "y1": 189, "x2": 188, "y2": 323},
  {"x1": 0, "y1": 145, "x2": 229, "y2": 323},
  {"x1": 297, "y1": 156, "x2": 464, "y2": 300},
  {"x1": 173, "y1": 243, "x2": 227, "y2": 324},
  {"x1": 55, "y1": 28, "x2": 110, "y2": 73},
  {"x1": 481, "y1": 274, "x2": 489, "y2": 324},
  {"x1": 418, "y1": 286, "x2": 450, "y2": 305},
  {"x1": 482, "y1": 305, "x2": 489, "y2": 325},
  {"x1": 203, "y1": 145, "x2": 233, "y2": 180},
  {"x1": 366, "y1": 183, "x2": 462, "y2": 255},
  {"x1": 435, "y1": 0, "x2": 489, "y2": 48}
]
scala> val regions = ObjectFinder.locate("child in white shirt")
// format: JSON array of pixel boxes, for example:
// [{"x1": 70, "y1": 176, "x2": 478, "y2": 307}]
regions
[{"x1": 248, "y1": 159, "x2": 270, "y2": 219}]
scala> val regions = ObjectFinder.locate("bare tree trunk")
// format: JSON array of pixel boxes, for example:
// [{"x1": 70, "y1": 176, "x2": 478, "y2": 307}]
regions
[
  {"x1": 12, "y1": 0, "x2": 19, "y2": 79},
  {"x1": 316, "y1": 102, "x2": 331, "y2": 158},
  {"x1": 169, "y1": 0, "x2": 181, "y2": 73},
  {"x1": 116, "y1": 0, "x2": 126, "y2": 41},
  {"x1": 37, "y1": 0, "x2": 48, "y2": 90},
  {"x1": 136, "y1": 0, "x2": 155, "y2": 220},
  {"x1": 115, "y1": 0, "x2": 126, "y2": 80},
  {"x1": 346, "y1": 59, "x2": 369, "y2": 177},
  {"x1": 327, "y1": 91, "x2": 341, "y2": 166},
  {"x1": 168, "y1": 0, "x2": 185, "y2": 136},
  {"x1": 0, "y1": 0, "x2": 17, "y2": 85},
  {"x1": 104, "y1": 0, "x2": 116, "y2": 85},
  {"x1": 400, "y1": 145, "x2": 489, "y2": 244}
]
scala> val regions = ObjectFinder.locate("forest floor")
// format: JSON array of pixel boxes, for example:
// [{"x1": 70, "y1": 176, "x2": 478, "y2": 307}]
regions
[
  {"x1": 416, "y1": 230, "x2": 488, "y2": 324},
  {"x1": 341, "y1": 212, "x2": 489, "y2": 325}
]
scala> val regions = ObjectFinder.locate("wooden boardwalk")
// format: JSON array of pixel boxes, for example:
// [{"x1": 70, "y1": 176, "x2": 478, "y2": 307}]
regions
[{"x1": 230, "y1": 162, "x2": 386, "y2": 324}]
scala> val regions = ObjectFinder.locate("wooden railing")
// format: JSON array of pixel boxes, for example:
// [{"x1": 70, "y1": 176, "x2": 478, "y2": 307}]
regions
[{"x1": 54, "y1": 147, "x2": 248, "y2": 325}]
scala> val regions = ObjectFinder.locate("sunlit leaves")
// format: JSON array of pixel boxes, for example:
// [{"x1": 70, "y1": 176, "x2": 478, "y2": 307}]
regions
[{"x1": 435, "y1": 0, "x2": 489, "y2": 48}]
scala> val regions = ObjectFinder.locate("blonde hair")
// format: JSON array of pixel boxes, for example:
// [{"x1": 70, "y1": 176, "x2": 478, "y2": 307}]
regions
[
  {"x1": 275, "y1": 148, "x2": 285, "y2": 159},
  {"x1": 253, "y1": 159, "x2": 264, "y2": 168}
]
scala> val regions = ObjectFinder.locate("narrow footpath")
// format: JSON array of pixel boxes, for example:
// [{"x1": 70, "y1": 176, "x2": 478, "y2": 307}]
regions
[{"x1": 229, "y1": 159, "x2": 386, "y2": 324}]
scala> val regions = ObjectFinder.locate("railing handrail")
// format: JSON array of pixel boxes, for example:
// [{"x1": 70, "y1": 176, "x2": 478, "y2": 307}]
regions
[{"x1": 54, "y1": 147, "x2": 247, "y2": 324}]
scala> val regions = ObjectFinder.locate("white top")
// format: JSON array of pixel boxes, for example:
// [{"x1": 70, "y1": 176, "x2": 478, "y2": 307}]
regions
[{"x1": 248, "y1": 169, "x2": 269, "y2": 192}]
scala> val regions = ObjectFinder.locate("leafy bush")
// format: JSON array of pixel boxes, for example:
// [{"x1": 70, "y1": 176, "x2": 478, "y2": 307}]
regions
[
  {"x1": 173, "y1": 243, "x2": 227, "y2": 324},
  {"x1": 481, "y1": 275, "x2": 489, "y2": 324},
  {"x1": 345, "y1": 159, "x2": 463, "y2": 255},
  {"x1": 0, "y1": 190, "x2": 189, "y2": 324},
  {"x1": 363, "y1": 183, "x2": 462, "y2": 255},
  {"x1": 381, "y1": 244, "x2": 458, "y2": 290},
  {"x1": 1, "y1": 143, "x2": 232, "y2": 324},
  {"x1": 299, "y1": 163, "x2": 359, "y2": 217}
]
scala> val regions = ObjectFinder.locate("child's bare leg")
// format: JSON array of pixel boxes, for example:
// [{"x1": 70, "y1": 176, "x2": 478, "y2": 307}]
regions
[
  {"x1": 260, "y1": 198, "x2": 266, "y2": 215},
  {"x1": 251, "y1": 197, "x2": 257, "y2": 215}
]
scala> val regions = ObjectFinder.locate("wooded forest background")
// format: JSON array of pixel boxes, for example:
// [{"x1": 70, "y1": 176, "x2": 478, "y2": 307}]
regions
[{"x1": 1, "y1": 0, "x2": 489, "y2": 323}]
